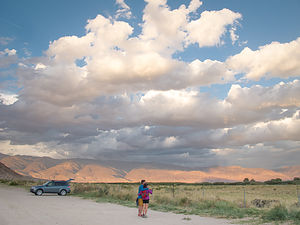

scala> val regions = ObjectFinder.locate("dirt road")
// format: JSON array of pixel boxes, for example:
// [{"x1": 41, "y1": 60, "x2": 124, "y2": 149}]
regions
[{"x1": 0, "y1": 184, "x2": 232, "y2": 225}]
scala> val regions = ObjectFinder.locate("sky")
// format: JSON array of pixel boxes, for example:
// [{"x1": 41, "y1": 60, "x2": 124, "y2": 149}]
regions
[{"x1": 0, "y1": 0, "x2": 300, "y2": 169}]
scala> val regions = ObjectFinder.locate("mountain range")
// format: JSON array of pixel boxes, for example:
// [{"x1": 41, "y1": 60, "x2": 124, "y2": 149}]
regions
[{"x1": 0, "y1": 153, "x2": 299, "y2": 183}]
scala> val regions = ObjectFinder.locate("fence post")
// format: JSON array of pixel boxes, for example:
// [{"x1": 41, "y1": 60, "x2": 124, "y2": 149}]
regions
[
  {"x1": 243, "y1": 186, "x2": 246, "y2": 208},
  {"x1": 172, "y1": 183, "x2": 175, "y2": 198},
  {"x1": 202, "y1": 185, "x2": 205, "y2": 199},
  {"x1": 297, "y1": 185, "x2": 300, "y2": 206}
]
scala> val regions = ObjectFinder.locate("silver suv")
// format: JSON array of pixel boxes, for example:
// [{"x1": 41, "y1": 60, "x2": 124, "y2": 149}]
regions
[{"x1": 30, "y1": 179, "x2": 73, "y2": 196}]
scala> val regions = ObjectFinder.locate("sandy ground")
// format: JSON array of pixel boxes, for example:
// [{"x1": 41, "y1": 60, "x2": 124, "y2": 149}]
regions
[{"x1": 0, "y1": 184, "x2": 233, "y2": 225}]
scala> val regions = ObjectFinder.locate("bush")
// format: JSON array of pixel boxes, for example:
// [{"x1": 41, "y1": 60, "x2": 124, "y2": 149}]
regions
[
  {"x1": 97, "y1": 185, "x2": 110, "y2": 197},
  {"x1": 8, "y1": 180, "x2": 18, "y2": 186},
  {"x1": 178, "y1": 197, "x2": 192, "y2": 207},
  {"x1": 263, "y1": 205, "x2": 288, "y2": 221}
]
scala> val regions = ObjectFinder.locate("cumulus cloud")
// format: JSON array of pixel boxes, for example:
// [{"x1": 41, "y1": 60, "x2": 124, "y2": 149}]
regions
[
  {"x1": 16, "y1": 1, "x2": 240, "y2": 106},
  {"x1": 1, "y1": 0, "x2": 299, "y2": 169},
  {"x1": 186, "y1": 8, "x2": 242, "y2": 47},
  {"x1": 226, "y1": 37, "x2": 300, "y2": 80}
]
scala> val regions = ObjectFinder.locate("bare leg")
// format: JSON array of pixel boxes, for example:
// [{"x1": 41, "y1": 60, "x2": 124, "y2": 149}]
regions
[
  {"x1": 138, "y1": 204, "x2": 143, "y2": 216},
  {"x1": 142, "y1": 203, "x2": 145, "y2": 216},
  {"x1": 144, "y1": 203, "x2": 149, "y2": 216}
]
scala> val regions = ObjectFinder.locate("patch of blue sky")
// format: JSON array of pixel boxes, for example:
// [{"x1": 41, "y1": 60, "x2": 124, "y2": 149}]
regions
[
  {"x1": 75, "y1": 58, "x2": 87, "y2": 68},
  {"x1": 198, "y1": 83, "x2": 232, "y2": 100},
  {"x1": 239, "y1": 77, "x2": 300, "y2": 89}
]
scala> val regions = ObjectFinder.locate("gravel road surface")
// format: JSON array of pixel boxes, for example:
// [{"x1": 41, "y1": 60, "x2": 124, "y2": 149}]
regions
[{"x1": 0, "y1": 184, "x2": 233, "y2": 225}]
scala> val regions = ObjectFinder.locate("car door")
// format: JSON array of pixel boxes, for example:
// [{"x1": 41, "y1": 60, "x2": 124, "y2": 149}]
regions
[
  {"x1": 55, "y1": 181, "x2": 64, "y2": 193},
  {"x1": 45, "y1": 181, "x2": 57, "y2": 193}
]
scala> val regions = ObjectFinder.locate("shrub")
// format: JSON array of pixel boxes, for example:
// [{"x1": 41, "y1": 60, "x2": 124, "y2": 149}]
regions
[
  {"x1": 263, "y1": 205, "x2": 288, "y2": 221},
  {"x1": 8, "y1": 180, "x2": 18, "y2": 186},
  {"x1": 178, "y1": 197, "x2": 192, "y2": 207},
  {"x1": 97, "y1": 185, "x2": 110, "y2": 197}
]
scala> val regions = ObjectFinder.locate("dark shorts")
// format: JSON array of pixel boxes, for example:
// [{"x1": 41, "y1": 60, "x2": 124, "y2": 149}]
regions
[{"x1": 143, "y1": 199, "x2": 149, "y2": 204}]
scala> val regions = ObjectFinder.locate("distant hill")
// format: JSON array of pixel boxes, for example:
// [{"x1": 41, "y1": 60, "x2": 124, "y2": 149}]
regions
[
  {"x1": 0, "y1": 153, "x2": 298, "y2": 183},
  {"x1": 0, "y1": 161, "x2": 25, "y2": 180},
  {"x1": 277, "y1": 165, "x2": 300, "y2": 179}
]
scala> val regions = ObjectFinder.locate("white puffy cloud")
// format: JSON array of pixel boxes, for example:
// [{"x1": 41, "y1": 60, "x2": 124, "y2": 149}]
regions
[
  {"x1": 0, "y1": 92, "x2": 18, "y2": 105},
  {"x1": 17, "y1": 1, "x2": 239, "y2": 106},
  {"x1": 226, "y1": 79, "x2": 300, "y2": 110},
  {"x1": 227, "y1": 37, "x2": 300, "y2": 80},
  {"x1": 186, "y1": 8, "x2": 242, "y2": 47},
  {"x1": 188, "y1": 0, "x2": 202, "y2": 13}
]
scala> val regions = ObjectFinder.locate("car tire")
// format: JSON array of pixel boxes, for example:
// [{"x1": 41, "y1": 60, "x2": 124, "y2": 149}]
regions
[
  {"x1": 35, "y1": 189, "x2": 43, "y2": 196},
  {"x1": 60, "y1": 189, "x2": 67, "y2": 196}
]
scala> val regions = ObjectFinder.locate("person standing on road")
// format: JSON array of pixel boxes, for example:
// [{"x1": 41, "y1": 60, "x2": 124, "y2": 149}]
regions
[
  {"x1": 139, "y1": 183, "x2": 152, "y2": 218},
  {"x1": 137, "y1": 179, "x2": 145, "y2": 217}
]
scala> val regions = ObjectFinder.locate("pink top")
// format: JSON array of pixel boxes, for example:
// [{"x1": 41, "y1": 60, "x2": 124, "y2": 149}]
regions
[{"x1": 139, "y1": 188, "x2": 152, "y2": 200}]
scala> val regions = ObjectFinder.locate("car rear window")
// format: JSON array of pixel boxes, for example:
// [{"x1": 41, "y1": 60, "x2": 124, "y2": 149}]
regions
[{"x1": 55, "y1": 181, "x2": 68, "y2": 186}]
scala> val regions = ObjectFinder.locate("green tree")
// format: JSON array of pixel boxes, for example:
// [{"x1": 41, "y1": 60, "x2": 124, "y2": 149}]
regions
[{"x1": 243, "y1": 178, "x2": 249, "y2": 183}]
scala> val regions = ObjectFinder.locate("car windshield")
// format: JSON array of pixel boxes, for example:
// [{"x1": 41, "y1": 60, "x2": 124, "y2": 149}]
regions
[{"x1": 43, "y1": 181, "x2": 50, "y2": 186}]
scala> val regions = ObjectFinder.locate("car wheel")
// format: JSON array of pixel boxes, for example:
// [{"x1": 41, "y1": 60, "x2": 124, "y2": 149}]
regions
[
  {"x1": 60, "y1": 189, "x2": 67, "y2": 196},
  {"x1": 35, "y1": 189, "x2": 43, "y2": 196}
]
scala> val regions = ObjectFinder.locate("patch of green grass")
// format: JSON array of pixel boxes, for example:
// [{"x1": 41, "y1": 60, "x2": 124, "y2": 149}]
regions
[{"x1": 288, "y1": 208, "x2": 300, "y2": 225}]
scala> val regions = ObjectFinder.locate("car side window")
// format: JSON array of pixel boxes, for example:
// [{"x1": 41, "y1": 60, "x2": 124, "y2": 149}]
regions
[{"x1": 55, "y1": 182, "x2": 67, "y2": 186}]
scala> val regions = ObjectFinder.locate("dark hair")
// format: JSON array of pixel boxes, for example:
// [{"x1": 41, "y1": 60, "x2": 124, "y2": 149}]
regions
[
  {"x1": 141, "y1": 179, "x2": 145, "y2": 184},
  {"x1": 143, "y1": 183, "x2": 148, "y2": 188}
]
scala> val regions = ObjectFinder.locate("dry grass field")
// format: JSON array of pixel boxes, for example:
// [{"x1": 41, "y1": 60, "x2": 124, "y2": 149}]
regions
[
  {"x1": 71, "y1": 183, "x2": 300, "y2": 209},
  {"x1": 69, "y1": 182, "x2": 300, "y2": 223}
]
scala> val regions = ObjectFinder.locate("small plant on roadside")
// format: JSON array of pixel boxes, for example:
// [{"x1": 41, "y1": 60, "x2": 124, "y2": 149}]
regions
[{"x1": 182, "y1": 217, "x2": 191, "y2": 220}]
